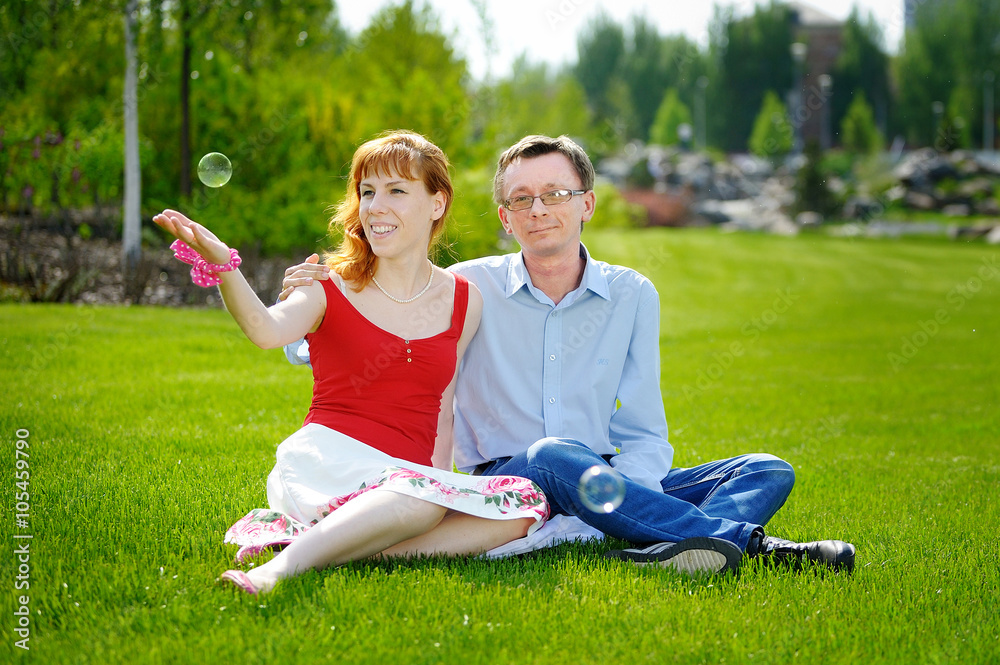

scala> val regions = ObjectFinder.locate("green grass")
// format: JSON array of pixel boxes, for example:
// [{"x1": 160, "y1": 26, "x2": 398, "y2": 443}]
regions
[{"x1": 2, "y1": 229, "x2": 998, "y2": 663}]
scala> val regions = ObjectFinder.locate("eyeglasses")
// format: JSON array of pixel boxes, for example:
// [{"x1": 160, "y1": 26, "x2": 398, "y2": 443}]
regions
[{"x1": 502, "y1": 189, "x2": 587, "y2": 211}]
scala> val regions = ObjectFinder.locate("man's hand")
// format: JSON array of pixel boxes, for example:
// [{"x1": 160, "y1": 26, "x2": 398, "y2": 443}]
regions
[{"x1": 278, "y1": 253, "x2": 331, "y2": 301}]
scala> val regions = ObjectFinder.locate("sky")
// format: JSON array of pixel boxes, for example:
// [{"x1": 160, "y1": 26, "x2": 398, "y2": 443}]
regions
[{"x1": 337, "y1": 0, "x2": 907, "y2": 81}]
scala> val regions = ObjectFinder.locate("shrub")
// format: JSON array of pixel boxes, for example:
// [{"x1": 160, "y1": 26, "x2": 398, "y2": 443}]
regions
[
  {"x1": 841, "y1": 90, "x2": 884, "y2": 155},
  {"x1": 649, "y1": 88, "x2": 692, "y2": 147},
  {"x1": 794, "y1": 141, "x2": 838, "y2": 217},
  {"x1": 749, "y1": 91, "x2": 793, "y2": 161}
]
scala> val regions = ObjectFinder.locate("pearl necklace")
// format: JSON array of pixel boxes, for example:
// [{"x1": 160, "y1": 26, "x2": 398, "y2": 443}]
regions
[{"x1": 370, "y1": 263, "x2": 434, "y2": 304}]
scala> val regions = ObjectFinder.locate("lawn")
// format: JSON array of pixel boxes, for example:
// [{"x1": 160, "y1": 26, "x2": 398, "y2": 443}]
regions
[{"x1": 1, "y1": 228, "x2": 998, "y2": 663}]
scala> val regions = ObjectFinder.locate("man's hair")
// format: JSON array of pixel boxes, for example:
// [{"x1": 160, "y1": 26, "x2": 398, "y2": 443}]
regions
[{"x1": 492, "y1": 135, "x2": 595, "y2": 205}]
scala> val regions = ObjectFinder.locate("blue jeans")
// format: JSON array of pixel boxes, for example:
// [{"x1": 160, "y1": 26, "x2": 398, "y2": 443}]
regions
[{"x1": 482, "y1": 437, "x2": 795, "y2": 551}]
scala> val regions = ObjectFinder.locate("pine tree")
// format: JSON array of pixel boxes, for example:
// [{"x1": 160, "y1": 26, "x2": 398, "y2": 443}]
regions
[
  {"x1": 749, "y1": 90, "x2": 793, "y2": 160},
  {"x1": 649, "y1": 89, "x2": 693, "y2": 146},
  {"x1": 841, "y1": 91, "x2": 884, "y2": 155}
]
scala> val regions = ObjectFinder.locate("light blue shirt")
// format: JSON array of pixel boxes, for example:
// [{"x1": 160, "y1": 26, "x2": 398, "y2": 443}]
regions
[
  {"x1": 449, "y1": 245, "x2": 673, "y2": 492},
  {"x1": 283, "y1": 244, "x2": 674, "y2": 492}
]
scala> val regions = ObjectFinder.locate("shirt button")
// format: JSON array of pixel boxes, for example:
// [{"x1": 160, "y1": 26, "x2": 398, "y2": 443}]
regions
[
  {"x1": 406, "y1": 349, "x2": 412, "y2": 354},
  {"x1": 548, "y1": 398, "x2": 555, "y2": 404},
  {"x1": 549, "y1": 354, "x2": 556, "y2": 361},
  {"x1": 407, "y1": 358, "x2": 412, "y2": 363}
]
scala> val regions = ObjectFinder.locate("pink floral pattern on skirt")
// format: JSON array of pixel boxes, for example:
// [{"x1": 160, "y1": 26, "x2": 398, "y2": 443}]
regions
[{"x1": 224, "y1": 465, "x2": 548, "y2": 563}]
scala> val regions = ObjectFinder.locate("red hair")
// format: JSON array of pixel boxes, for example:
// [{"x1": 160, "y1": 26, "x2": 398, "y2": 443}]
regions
[{"x1": 326, "y1": 131, "x2": 453, "y2": 290}]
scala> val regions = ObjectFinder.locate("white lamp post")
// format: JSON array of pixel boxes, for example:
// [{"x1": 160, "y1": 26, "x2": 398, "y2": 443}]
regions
[
  {"x1": 696, "y1": 75, "x2": 709, "y2": 150},
  {"x1": 818, "y1": 74, "x2": 833, "y2": 151},
  {"x1": 790, "y1": 42, "x2": 808, "y2": 154},
  {"x1": 984, "y1": 71, "x2": 995, "y2": 151}
]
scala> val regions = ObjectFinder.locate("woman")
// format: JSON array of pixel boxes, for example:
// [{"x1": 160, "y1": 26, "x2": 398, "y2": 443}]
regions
[{"x1": 154, "y1": 131, "x2": 547, "y2": 595}]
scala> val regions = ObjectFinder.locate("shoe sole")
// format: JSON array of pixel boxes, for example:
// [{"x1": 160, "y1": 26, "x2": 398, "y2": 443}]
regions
[
  {"x1": 655, "y1": 547, "x2": 731, "y2": 574},
  {"x1": 607, "y1": 536, "x2": 742, "y2": 575}
]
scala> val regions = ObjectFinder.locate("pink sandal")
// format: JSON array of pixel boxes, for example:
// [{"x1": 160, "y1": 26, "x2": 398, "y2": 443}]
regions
[
  {"x1": 235, "y1": 540, "x2": 291, "y2": 564},
  {"x1": 219, "y1": 570, "x2": 259, "y2": 595}
]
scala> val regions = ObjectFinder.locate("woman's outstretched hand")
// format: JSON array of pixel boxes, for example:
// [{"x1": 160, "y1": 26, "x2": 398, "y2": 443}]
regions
[{"x1": 153, "y1": 209, "x2": 232, "y2": 265}]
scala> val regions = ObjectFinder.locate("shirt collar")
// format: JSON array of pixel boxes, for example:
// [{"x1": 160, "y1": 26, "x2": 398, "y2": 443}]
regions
[{"x1": 506, "y1": 243, "x2": 611, "y2": 304}]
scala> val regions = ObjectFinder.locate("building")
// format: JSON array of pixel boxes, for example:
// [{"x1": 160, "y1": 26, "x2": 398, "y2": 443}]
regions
[{"x1": 788, "y1": 2, "x2": 843, "y2": 149}]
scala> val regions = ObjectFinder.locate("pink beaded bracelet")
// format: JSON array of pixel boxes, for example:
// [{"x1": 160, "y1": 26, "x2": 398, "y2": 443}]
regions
[{"x1": 170, "y1": 239, "x2": 242, "y2": 287}]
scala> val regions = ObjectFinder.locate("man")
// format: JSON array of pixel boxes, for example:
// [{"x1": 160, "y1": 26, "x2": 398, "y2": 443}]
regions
[{"x1": 282, "y1": 135, "x2": 854, "y2": 575}]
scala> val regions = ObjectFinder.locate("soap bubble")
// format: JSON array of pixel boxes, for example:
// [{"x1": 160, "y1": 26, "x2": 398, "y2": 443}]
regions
[
  {"x1": 577, "y1": 465, "x2": 626, "y2": 513},
  {"x1": 197, "y1": 152, "x2": 232, "y2": 187}
]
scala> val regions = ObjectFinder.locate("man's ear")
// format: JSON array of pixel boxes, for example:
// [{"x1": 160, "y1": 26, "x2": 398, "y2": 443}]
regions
[
  {"x1": 498, "y1": 205, "x2": 513, "y2": 235},
  {"x1": 581, "y1": 189, "x2": 597, "y2": 224}
]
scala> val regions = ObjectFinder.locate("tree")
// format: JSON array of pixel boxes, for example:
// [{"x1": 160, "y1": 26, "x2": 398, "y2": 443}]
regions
[
  {"x1": 946, "y1": 85, "x2": 975, "y2": 149},
  {"x1": 649, "y1": 88, "x2": 692, "y2": 146},
  {"x1": 831, "y1": 9, "x2": 891, "y2": 141},
  {"x1": 480, "y1": 58, "x2": 590, "y2": 154},
  {"x1": 749, "y1": 90, "x2": 793, "y2": 160},
  {"x1": 711, "y1": 2, "x2": 794, "y2": 152},
  {"x1": 624, "y1": 26, "x2": 707, "y2": 143},
  {"x1": 165, "y1": 0, "x2": 341, "y2": 198},
  {"x1": 0, "y1": 1, "x2": 49, "y2": 99},
  {"x1": 841, "y1": 90, "x2": 883, "y2": 155},
  {"x1": 212, "y1": 0, "x2": 344, "y2": 74},
  {"x1": 122, "y1": 0, "x2": 141, "y2": 287},
  {"x1": 175, "y1": 0, "x2": 209, "y2": 199},
  {"x1": 342, "y1": 1, "x2": 469, "y2": 160},
  {"x1": 794, "y1": 140, "x2": 837, "y2": 217},
  {"x1": 574, "y1": 11, "x2": 626, "y2": 129},
  {"x1": 895, "y1": 0, "x2": 1000, "y2": 146},
  {"x1": 619, "y1": 15, "x2": 666, "y2": 140},
  {"x1": 572, "y1": 13, "x2": 709, "y2": 147}
]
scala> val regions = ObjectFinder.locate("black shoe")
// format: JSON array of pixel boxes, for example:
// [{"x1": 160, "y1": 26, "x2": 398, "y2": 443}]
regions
[
  {"x1": 604, "y1": 537, "x2": 742, "y2": 575},
  {"x1": 748, "y1": 530, "x2": 856, "y2": 572}
]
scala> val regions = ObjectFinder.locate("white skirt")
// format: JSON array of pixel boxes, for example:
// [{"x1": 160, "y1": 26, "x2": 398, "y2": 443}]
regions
[{"x1": 224, "y1": 424, "x2": 548, "y2": 562}]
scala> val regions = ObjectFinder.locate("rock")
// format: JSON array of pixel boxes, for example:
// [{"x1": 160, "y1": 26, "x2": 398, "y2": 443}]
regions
[
  {"x1": 597, "y1": 157, "x2": 632, "y2": 187},
  {"x1": 827, "y1": 222, "x2": 867, "y2": 237},
  {"x1": 885, "y1": 185, "x2": 906, "y2": 202},
  {"x1": 975, "y1": 198, "x2": 1000, "y2": 216},
  {"x1": 957, "y1": 177, "x2": 995, "y2": 199},
  {"x1": 973, "y1": 153, "x2": 1000, "y2": 176},
  {"x1": 867, "y1": 221, "x2": 949, "y2": 238},
  {"x1": 894, "y1": 149, "x2": 961, "y2": 193},
  {"x1": 767, "y1": 214, "x2": 800, "y2": 236},
  {"x1": 948, "y1": 225, "x2": 993, "y2": 240},
  {"x1": 950, "y1": 150, "x2": 982, "y2": 176},
  {"x1": 986, "y1": 225, "x2": 1000, "y2": 244},
  {"x1": 795, "y1": 211, "x2": 823, "y2": 227},
  {"x1": 761, "y1": 177, "x2": 796, "y2": 208},
  {"x1": 941, "y1": 204, "x2": 972, "y2": 217},
  {"x1": 927, "y1": 159, "x2": 961, "y2": 182},
  {"x1": 903, "y1": 191, "x2": 938, "y2": 210},
  {"x1": 827, "y1": 175, "x2": 848, "y2": 195},
  {"x1": 691, "y1": 200, "x2": 731, "y2": 224},
  {"x1": 843, "y1": 196, "x2": 885, "y2": 221},
  {"x1": 717, "y1": 201, "x2": 797, "y2": 235},
  {"x1": 730, "y1": 154, "x2": 773, "y2": 178}
]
